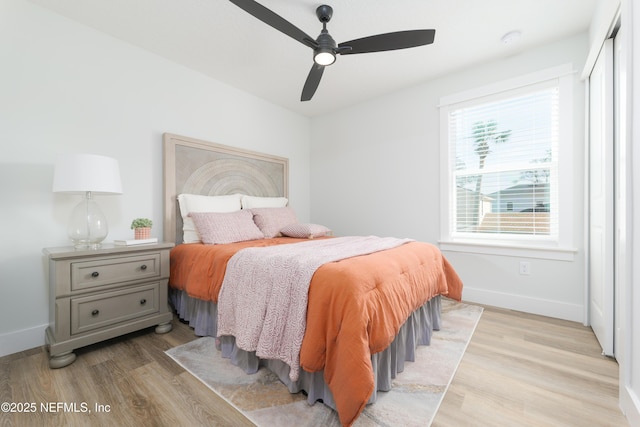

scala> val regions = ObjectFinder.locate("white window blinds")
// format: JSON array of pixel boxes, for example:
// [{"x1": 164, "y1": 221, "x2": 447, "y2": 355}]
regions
[{"x1": 448, "y1": 83, "x2": 559, "y2": 238}]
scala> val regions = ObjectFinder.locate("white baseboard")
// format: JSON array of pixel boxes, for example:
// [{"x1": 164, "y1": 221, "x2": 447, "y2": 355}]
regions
[
  {"x1": 0, "y1": 324, "x2": 47, "y2": 358},
  {"x1": 462, "y1": 287, "x2": 584, "y2": 323},
  {"x1": 621, "y1": 385, "x2": 640, "y2": 427}
]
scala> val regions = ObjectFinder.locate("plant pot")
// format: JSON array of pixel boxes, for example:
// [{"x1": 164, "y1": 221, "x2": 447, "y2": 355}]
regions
[{"x1": 134, "y1": 227, "x2": 151, "y2": 240}]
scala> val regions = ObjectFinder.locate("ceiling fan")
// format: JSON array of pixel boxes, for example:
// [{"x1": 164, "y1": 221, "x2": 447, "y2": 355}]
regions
[{"x1": 229, "y1": 0, "x2": 436, "y2": 101}]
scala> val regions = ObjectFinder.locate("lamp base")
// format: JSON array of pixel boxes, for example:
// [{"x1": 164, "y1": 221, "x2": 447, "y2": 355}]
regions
[
  {"x1": 72, "y1": 241, "x2": 103, "y2": 250},
  {"x1": 67, "y1": 192, "x2": 109, "y2": 249}
]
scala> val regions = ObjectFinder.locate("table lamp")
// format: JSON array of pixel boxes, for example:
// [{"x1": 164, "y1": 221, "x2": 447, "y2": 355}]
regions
[{"x1": 53, "y1": 154, "x2": 123, "y2": 248}]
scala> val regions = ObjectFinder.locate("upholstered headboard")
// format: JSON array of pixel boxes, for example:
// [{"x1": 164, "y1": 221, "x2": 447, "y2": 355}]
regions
[{"x1": 163, "y1": 133, "x2": 289, "y2": 244}]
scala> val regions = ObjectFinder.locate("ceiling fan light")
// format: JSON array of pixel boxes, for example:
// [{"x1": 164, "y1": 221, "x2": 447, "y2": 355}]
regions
[{"x1": 314, "y1": 49, "x2": 336, "y2": 66}]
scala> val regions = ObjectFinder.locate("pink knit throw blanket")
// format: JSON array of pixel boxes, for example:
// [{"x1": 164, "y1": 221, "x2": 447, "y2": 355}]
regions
[{"x1": 216, "y1": 236, "x2": 411, "y2": 381}]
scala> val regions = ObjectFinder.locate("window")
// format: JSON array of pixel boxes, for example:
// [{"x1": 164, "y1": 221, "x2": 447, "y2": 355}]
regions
[
  {"x1": 451, "y1": 85, "x2": 558, "y2": 236},
  {"x1": 439, "y1": 65, "x2": 576, "y2": 260}
]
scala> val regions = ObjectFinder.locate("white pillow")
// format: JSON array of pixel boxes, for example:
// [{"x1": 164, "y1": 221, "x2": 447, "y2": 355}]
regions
[
  {"x1": 241, "y1": 195, "x2": 288, "y2": 209},
  {"x1": 177, "y1": 193, "x2": 242, "y2": 243}
]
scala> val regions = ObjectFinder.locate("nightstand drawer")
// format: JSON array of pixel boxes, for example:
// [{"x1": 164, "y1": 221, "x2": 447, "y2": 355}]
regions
[
  {"x1": 71, "y1": 253, "x2": 161, "y2": 291},
  {"x1": 71, "y1": 283, "x2": 160, "y2": 335}
]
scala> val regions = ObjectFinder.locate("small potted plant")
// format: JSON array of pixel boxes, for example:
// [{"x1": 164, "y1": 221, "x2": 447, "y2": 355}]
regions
[{"x1": 131, "y1": 218, "x2": 153, "y2": 240}]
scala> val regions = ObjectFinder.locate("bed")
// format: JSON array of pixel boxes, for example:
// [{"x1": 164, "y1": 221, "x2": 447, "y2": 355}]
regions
[{"x1": 162, "y1": 133, "x2": 463, "y2": 426}]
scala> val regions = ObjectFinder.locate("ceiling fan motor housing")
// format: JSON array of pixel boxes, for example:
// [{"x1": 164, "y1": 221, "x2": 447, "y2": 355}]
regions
[{"x1": 315, "y1": 30, "x2": 337, "y2": 55}]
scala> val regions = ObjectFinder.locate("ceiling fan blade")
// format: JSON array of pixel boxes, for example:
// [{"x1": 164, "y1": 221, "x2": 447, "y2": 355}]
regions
[
  {"x1": 229, "y1": 0, "x2": 318, "y2": 49},
  {"x1": 338, "y1": 29, "x2": 435, "y2": 55},
  {"x1": 301, "y1": 64, "x2": 325, "y2": 101}
]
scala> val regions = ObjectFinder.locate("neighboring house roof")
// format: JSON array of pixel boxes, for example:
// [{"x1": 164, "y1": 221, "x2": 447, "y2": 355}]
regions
[
  {"x1": 456, "y1": 185, "x2": 494, "y2": 201},
  {"x1": 487, "y1": 183, "x2": 549, "y2": 198}
]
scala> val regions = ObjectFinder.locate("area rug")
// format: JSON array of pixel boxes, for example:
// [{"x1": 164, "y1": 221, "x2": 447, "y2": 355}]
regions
[{"x1": 166, "y1": 299, "x2": 482, "y2": 426}]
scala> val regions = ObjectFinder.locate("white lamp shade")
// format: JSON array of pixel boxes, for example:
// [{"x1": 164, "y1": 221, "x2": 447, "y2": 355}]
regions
[{"x1": 53, "y1": 154, "x2": 122, "y2": 194}]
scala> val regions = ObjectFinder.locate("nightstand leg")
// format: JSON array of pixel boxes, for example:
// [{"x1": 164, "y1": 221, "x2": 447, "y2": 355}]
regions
[
  {"x1": 155, "y1": 322, "x2": 172, "y2": 334},
  {"x1": 49, "y1": 351, "x2": 76, "y2": 369}
]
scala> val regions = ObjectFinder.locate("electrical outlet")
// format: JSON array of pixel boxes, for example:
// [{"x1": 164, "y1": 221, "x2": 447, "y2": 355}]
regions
[{"x1": 519, "y1": 261, "x2": 531, "y2": 275}]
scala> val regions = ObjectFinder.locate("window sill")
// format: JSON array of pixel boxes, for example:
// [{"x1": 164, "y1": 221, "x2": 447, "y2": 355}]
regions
[{"x1": 438, "y1": 240, "x2": 578, "y2": 261}]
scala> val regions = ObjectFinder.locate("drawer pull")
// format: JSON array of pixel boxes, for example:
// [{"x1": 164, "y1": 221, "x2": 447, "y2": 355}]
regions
[
  {"x1": 91, "y1": 271, "x2": 99, "y2": 278},
  {"x1": 140, "y1": 264, "x2": 147, "y2": 271},
  {"x1": 91, "y1": 309, "x2": 100, "y2": 317},
  {"x1": 140, "y1": 299, "x2": 147, "y2": 305}
]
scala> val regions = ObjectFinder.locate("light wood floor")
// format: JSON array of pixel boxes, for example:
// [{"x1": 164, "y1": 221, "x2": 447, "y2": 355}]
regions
[{"x1": 1, "y1": 305, "x2": 629, "y2": 427}]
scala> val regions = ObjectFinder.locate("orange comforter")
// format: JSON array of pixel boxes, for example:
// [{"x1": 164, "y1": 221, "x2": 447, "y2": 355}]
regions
[{"x1": 169, "y1": 238, "x2": 463, "y2": 426}]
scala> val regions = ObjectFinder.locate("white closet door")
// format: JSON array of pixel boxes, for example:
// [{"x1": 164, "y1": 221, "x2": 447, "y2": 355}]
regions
[{"x1": 589, "y1": 38, "x2": 615, "y2": 357}]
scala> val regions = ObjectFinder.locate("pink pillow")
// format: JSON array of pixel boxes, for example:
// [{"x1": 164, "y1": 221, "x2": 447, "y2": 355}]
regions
[
  {"x1": 280, "y1": 223, "x2": 332, "y2": 239},
  {"x1": 250, "y1": 207, "x2": 298, "y2": 238},
  {"x1": 189, "y1": 210, "x2": 264, "y2": 244}
]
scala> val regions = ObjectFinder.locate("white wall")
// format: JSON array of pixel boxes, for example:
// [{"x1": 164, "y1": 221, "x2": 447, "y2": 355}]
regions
[
  {"x1": 310, "y1": 34, "x2": 589, "y2": 322},
  {"x1": 0, "y1": 0, "x2": 311, "y2": 357}
]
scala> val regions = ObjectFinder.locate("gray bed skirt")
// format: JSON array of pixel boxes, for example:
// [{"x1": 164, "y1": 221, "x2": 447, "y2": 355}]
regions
[{"x1": 169, "y1": 289, "x2": 442, "y2": 410}]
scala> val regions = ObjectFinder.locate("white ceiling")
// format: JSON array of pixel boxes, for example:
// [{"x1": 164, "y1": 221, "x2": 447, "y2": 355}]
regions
[{"x1": 27, "y1": 0, "x2": 597, "y2": 117}]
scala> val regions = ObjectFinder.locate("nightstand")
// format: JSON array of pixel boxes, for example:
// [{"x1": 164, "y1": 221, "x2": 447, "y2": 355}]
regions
[{"x1": 44, "y1": 242, "x2": 175, "y2": 368}]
